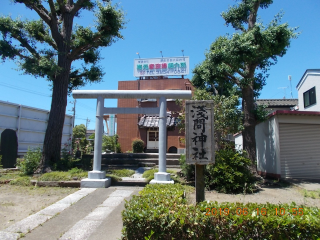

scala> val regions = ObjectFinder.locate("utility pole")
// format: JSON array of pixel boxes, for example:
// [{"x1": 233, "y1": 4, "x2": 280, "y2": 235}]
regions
[
  {"x1": 86, "y1": 118, "x2": 90, "y2": 130},
  {"x1": 69, "y1": 100, "x2": 76, "y2": 128}
]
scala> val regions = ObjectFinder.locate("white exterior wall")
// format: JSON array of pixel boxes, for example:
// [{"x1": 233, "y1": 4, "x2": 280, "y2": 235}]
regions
[
  {"x1": 234, "y1": 134, "x2": 243, "y2": 151},
  {"x1": 297, "y1": 70, "x2": 320, "y2": 111},
  {"x1": 255, "y1": 116, "x2": 281, "y2": 176},
  {"x1": 0, "y1": 100, "x2": 73, "y2": 156}
]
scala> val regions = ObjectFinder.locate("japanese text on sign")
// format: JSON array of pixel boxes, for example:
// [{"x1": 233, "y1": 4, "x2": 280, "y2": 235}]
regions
[
  {"x1": 133, "y1": 57, "x2": 189, "y2": 77},
  {"x1": 186, "y1": 101, "x2": 214, "y2": 165}
]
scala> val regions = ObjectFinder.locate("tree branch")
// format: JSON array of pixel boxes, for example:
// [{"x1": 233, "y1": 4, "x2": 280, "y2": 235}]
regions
[
  {"x1": 211, "y1": 84, "x2": 219, "y2": 95},
  {"x1": 69, "y1": 32, "x2": 103, "y2": 60},
  {"x1": 71, "y1": 0, "x2": 88, "y2": 16},
  {"x1": 9, "y1": 31, "x2": 40, "y2": 59},
  {"x1": 20, "y1": 0, "x2": 51, "y2": 26},
  {"x1": 224, "y1": 62, "x2": 246, "y2": 79},
  {"x1": 56, "y1": 0, "x2": 67, "y2": 13},
  {"x1": 20, "y1": 0, "x2": 62, "y2": 45},
  {"x1": 47, "y1": 0, "x2": 62, "y2": 46},
  {"x1": 224, "y1": 71, "x2": 240, "y2": 85}
]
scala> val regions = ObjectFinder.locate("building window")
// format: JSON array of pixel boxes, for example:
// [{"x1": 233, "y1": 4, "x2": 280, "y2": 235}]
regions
[{"x1": 303, "y1": 87, "x2": 316, "y2": 108}]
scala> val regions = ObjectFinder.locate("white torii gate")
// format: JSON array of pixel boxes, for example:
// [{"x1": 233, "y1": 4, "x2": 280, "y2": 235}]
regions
[{"x1": 72, "y1": 90, "x2": 192, "y2": 188}]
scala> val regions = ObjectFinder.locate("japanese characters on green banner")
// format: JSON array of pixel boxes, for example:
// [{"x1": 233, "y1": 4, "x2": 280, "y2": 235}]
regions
[{"x1": 134, "y1": 57, "x2": 189, "y2": 77}]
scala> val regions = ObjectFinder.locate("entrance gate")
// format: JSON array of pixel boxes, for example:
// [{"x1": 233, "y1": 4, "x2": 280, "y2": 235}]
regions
[{"x1": 72, "y1": 90, "x2": 192, "y2": 188}]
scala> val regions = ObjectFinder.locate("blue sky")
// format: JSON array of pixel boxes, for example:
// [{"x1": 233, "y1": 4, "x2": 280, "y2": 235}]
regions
[{"x1": 0, "y1": 0, "x2": 319, "y2": 129}]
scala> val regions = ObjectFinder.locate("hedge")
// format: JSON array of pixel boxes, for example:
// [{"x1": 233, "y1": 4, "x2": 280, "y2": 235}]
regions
[{"x1": 121, "y1": 184, "x2": 320, "y2": 240}]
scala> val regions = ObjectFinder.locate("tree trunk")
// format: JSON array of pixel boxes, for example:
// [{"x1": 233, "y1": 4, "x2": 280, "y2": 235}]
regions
[
  {"x1": 35, "y1": 9, "x2": 74, "y2": 173},
  {"x1": 215, "y1": 130, "x2": 222, "y2": 150},
  {"x1": 242, "y1": 85, "x2": 257, "y2": 172},
  {"x1": 36, "y1": 69, "x2": 70, "y2": 173}
]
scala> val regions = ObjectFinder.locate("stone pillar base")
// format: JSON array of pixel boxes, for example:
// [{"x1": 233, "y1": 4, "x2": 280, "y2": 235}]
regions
[
  {"x1": 88, "y1": 170, "x2": 106, "y2": 179},
  {"x1": 81, "y1": 178, "x2": 111, "y2": 188},
  {"x1": 149, "y1": 172, "x2": 174, "y2": 184},
  {"x1": 150, "y1": 179, "x2": 174, "y2": 184}
]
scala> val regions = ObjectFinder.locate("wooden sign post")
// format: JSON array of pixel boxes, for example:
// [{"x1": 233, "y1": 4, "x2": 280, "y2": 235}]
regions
[{"x1": 185, "y1": 100, "x2": 215, "y2": 203}]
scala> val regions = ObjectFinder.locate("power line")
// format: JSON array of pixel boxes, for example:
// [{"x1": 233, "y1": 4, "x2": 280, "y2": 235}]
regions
[
  {"x1": 77, "y1": 102, "x2": 95, "y2": 110},
  {"x1": 0, "y1": 81, "x2": 51, "y2": 97}
]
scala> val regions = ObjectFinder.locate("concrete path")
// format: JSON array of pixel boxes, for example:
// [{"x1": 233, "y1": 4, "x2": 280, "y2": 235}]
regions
[{"x1": 0, "y1": 186, "x2": 143, "y2": 240}]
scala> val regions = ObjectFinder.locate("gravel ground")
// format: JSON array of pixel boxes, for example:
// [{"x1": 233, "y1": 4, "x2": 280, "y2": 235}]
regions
[
  {"x1": 188, "y1": 181, "x2": 320, "y2": 208},
  {"x1": 0, "y1": 184, "x2": 77, "y2": 231}
]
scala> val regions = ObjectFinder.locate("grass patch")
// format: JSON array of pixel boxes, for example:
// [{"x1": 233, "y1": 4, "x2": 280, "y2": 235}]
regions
[
  {"x1": 302, "y1": 189, "x2": 320, "y2": 199},
  {"x1": 109, "y1": 169, "x2": 135, "y2": 177},
  {"x1": 38, "y1": 168, "x2": 88, "y2": 181},
  {"x1": 106, "y1": 174, "x2": 122, "y2": 182},
  {"x1": 0, "y1": 171, "x2": 22, "y2": 182},
  {"x1": 9, "y1": 176, "x2": 32, "y2": 186},
  {"x1": 142, "y1": 168, "x2": 183, "y2": 183}
]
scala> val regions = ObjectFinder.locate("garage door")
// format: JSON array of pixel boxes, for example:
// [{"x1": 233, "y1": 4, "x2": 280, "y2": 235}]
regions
[{"x1": 279, "y1": 123, "x2": 320, "y2": 179}]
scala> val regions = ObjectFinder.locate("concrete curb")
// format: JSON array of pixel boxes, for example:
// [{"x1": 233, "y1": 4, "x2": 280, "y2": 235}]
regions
[{"x1": 29, "y1": 179, "x2": 148, "y2": 187}]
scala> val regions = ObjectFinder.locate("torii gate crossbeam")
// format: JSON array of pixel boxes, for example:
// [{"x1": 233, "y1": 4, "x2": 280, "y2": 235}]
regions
[{"x1": 72, "y1": 90, "x2": 192, "y2": 188}]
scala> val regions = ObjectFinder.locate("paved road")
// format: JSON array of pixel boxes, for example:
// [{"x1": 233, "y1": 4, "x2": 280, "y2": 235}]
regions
[{"x1": 0, "y1": 186, "x2": 143, "y2": 240}]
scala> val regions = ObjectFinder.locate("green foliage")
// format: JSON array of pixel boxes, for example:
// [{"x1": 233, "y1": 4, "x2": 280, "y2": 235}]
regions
[
  {"x1": 131, "y1": 139, "x2": 144, "y2": 153},
  {"x1": 179, "y1": 154, "x2": 194, "y2": 181},
  {"x1": 38, "y1": 169, "x2": 87, "y2": 181},
  {"x1": 106, "y1": 174, "x2": 122, "y2": 183},
  {"x1": 254, "y1": 103, "x2": 269, "y2": 122},
  {"x1": 191, "y1": 0, "x2": 299, "y2": 163},
  {"x1": 142, "y1": 168, "x2": 157, "y2": 182},
  {"x1": 0, "y1": 1, "x2": 126, "y2": 90},
  {"x1": 68, "y1": 167, "x2": 85, "y2": 175},
  {"x1": 142, "y1": 168, "x2": 177, "y2": 183},
  {"x1": 73, "y1": 124, "x2": 86, "y2": 139},
  {"x1": 0, "y1": 1, "x2": 127, "y2": 171},
  {"x1": 9, "y1": 176, "x2": 32, "y2": 186},
  {"x1": 205, "y1": 149, "x2": 255, "y2": 193},
  {"x1": 179, "y1": 150, "x2": 254, "y2": 193},
  {"x1": 0, "y1": 155, "x2": 2, "y2": 169},
  {"x1": 102, "y1": 134, "x2": 121, "y2": 153},
  {"x1": 177, "y1": 89, "x2": 242, "y2": 147},
  {"x1": 53, "y1": 144, "x2": 80, "y2": 171},
  {"x1": 122, "y1": 184, "x2": 320, "y2": 240},
  {"x1": 110, "y1": 169, "x2": 135, "y2": 177},
  {"x1": 0, "y1": 171, "x2": 21, "y2": 182},
  {"x1": 16, "y1": 148, "x2": 41, "y2": 175},
  {"x1": 88, "y1": 134, "x2": 121, "y2": 153}
]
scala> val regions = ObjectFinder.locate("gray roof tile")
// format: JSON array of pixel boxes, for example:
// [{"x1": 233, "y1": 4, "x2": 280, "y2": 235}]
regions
[
  {"x1": 138, "y1": 115, "x2": 176, "y2": 128},
  {"x1": 256, "y1": 99, "x2": 298, "y2": 107}
]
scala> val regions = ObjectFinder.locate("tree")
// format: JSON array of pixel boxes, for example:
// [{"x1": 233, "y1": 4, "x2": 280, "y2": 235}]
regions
[
  {"x1": 196, "y1": 0, "x2": 298, "y2": 168},
  {"x1": 73, "y1": 124, "x2": 86, "y2": 139},
  {"x1": 177, "y1": 88, "x2": 242, "y2": 150},
  {"x1": 0, "y1": 0, "x2": 126, "y2": 172},
  {"x1": 88, "y1": 133, "x2": 121, "y2": 153}
]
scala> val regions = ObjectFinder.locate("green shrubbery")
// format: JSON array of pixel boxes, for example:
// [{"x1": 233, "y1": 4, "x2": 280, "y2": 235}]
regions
[
  {"x1": 16, "y1": 148, "x2": 41, "y2": 175},
  {"x1": 206, "y1": 149, "x2": 255, "y2": 193},
  {"x1": 179, "y1": 149, "x2": 255, "y2": 193},
  {"x1": 179, "y1": 154, "x2": 195, "y2": 181},
  {"x1": 131, "y1": 138, "x2": 144, "y2": 153},
  {"x1": 121, "y1": 184, "x2": 320, "y2": 240}
]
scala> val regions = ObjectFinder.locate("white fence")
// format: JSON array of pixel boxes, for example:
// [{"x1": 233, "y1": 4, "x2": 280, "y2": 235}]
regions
[{"x1": 0, "y1": 100, "x2": 73, "y2": 157}]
